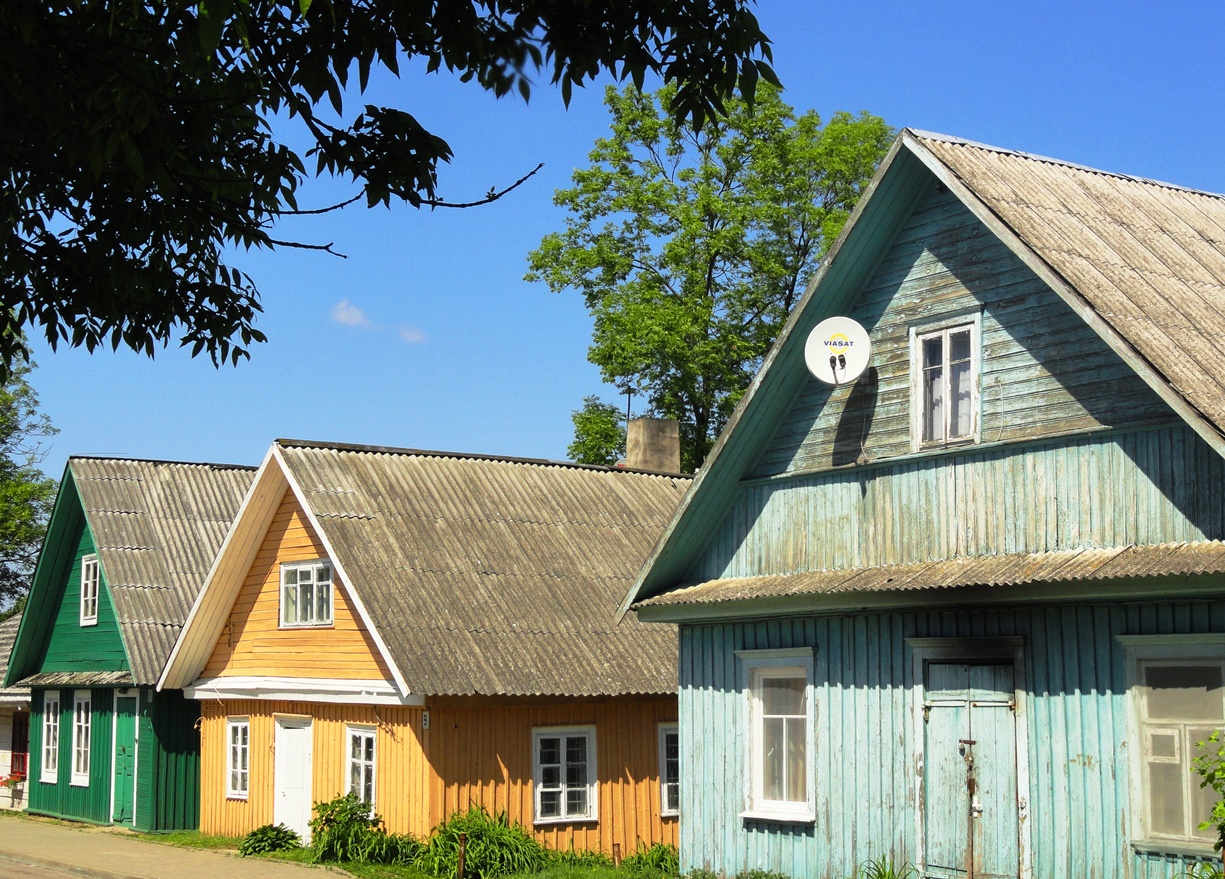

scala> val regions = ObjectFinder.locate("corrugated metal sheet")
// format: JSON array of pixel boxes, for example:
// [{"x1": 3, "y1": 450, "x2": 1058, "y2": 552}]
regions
[
  {"x1": 0, "y1": 613, "x2": 27, "y2": 698},
  {"x1": 72, "y1": 458, "x2": 255, "y2": 684},
  {"x1": 18, "y1": 670, "x2": 132, "y2": 686},
  {"x1": 276, "y1": 441, "x2": 691, "y2": 697},
  {"x1": 641, "y1": 540, "x2": 1225, "y2": 608},
  {"x1": 913, "y1": 131, "x2": 1225, "y2": 435}
]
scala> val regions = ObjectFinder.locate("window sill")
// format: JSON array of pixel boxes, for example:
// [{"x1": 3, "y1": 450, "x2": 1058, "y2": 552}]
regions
[
  {"x1": 277, "y1": 623, "x2": 335, "y2": 630},
  {"x1": 739, "y1": 808, "x2": 815, "y2": 824},
  {"x1": 661, "y1": 810, "x2": 679, "y2": 819},
  {"x1": 533, "y1": 815, "x2": 599, "y2": 826},
  {"x1": 1131, "y1": 839, "x2": 1219, "y2": 859},
  {"x1": 39, "y1": 776, "x2": 57, "y2": 785},
  {"x1": 69, "y1": 778, "x2": 89, "y2": 787},
  {"x1": 226, "y1": 794, "x2": 249, "y2": 801},
  {"x1": 79, "y1": 619, "x2": 97, "y2": 628}
]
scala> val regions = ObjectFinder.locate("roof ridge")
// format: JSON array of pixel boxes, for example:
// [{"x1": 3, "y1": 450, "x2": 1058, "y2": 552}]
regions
[
  {"x1": 276, "y1": 437, "x2": 693, "y2": 479},
  {"x1": 907, "y1": 128, "x2": 1225, "y2": 201},
  {"x1": 71, "y1": 454, "x2": 257, "y2": 472}
]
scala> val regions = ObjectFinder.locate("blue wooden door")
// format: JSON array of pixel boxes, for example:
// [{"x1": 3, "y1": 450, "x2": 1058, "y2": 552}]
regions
[{"x1": 924, "y1": 663, "x2": 1018, "y2": 879}]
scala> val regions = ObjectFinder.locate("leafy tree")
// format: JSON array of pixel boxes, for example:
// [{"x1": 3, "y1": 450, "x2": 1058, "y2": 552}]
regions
[
  {"x1": 1, "y1": 0, "x2": 777, "y2": 376},
  {"x1": 527, "y1": 85, "x2": 893, "y2": 471},
  {"x1": 568, "y1": 396, "x2": 626, "y2": 466},
  {"x1": 0, "y1": 361, "x2": 57, "y2": 610}
]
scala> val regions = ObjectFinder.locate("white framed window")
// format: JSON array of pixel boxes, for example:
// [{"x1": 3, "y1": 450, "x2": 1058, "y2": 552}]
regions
[
  {"x1": 79, "y1": 554, "x2": 99, "y2": 626},
  {"x1": 71, "y1": 691, "x2": 90, "y2": 786},
  {"x1": 911, "y1": 318, "x2": 980, "y2": 448},
  {"x1": 532, "y1": 726, "x2": 597, "y2": 823},
  {"x1": 736, "y1": 647, "x2": 815, "y2": 822},
  {"x1": 226, "y1": 718, "x2": 249, "y2": 800},
  {"x1": 658, "y1": 722, "x2": 679, "y2": 817},
  {"x1": 347, "y1": 726, "x2": 376, "y2": 806},
  {"x1": 1120, "y1": 635, "x2": 1225, "y2": 850},
  {"x1": 41, "y1": 692, "x2": 59, "y2": 783},
  {"x1": 280, "y1": 560, "x2": 334, "y2": 628}
]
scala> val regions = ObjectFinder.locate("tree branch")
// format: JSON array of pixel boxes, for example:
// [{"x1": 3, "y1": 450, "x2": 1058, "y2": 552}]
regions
[{"x1": 420, "y1": 163, "x2": 544, "y2": 209}]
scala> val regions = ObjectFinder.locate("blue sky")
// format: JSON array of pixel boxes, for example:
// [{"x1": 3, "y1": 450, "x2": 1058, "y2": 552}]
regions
[{"x1": 25, "y1": 1, "x2": 1225, "y2": 478}]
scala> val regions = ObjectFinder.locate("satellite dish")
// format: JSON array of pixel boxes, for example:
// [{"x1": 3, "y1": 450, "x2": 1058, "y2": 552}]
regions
[{"x1": 804, "y1": 317, "x2": 871, "y2": 385}]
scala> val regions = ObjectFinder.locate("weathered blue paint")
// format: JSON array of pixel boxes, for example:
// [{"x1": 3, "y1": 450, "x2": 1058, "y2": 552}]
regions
[{"x1": 677, "y1": 600, "x2": 1223, "y2": 879}]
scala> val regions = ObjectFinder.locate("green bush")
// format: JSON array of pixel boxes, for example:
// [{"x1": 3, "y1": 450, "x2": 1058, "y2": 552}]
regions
[
  {"x1": 309, "y1": 792, "x2": 425, "y2": 866},
  {"x1": 846, "y1": 856, "x2": 915, "y2": 879},
  {"x1": 421, "y1": 806, "x2": 551, "y2": 879},
  {"x1": 238, "y1": 823, "x2": 301, "y2": 856},
  {"x1": 621, "y1": 843, "x2": 680, "y2": 878}
]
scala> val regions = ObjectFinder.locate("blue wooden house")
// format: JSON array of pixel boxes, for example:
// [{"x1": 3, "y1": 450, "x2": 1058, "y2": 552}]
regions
[{"x1": 621, "y1": 130, "x2": 1225, "y2": 879}]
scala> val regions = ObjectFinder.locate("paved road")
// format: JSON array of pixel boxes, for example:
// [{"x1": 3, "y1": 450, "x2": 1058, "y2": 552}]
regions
[
  {"x1": 0, "y1": 857, "x2": 86, "y2": 879},
  {"x1": 0, "y1": 815, "x2": 340, "y2": 879}
]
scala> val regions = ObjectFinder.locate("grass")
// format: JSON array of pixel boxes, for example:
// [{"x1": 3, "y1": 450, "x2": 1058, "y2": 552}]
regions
[{"x1": 136, "y1": 829, "x2": 243, "y2": 850}]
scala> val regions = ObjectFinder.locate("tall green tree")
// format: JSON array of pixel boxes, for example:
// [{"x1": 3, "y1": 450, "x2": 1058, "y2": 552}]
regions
[
  {"x1": 568, "y1": 396, "x2": 626, "y2": 467},
  {"x1": 1, "y1": 0, "x2": 776, "y2": 377},
  {"x1": 527, "y1": 85, "x2": 893, "y2": 471},
  {"x1": 0, "y1": 361, "x2": 57, "y2": 610}
]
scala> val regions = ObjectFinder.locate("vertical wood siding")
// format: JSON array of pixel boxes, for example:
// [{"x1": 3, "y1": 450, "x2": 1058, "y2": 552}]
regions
[
  {"x1": 199, "y1": 696, "x2": 678, "y2": 854},
  {"x1": 678, "y1": 600, "x2": 1225, "y2": 879},
  {"x1": 753, "y1": 184, "x2": 1174, "y2": 478},
  {"x1": 39, "y1": 525, "x2": 129, "y2": 675},
  {"x1": 428, "y1": 697, "x2": 678, "y2": 854},
  {"x1": 202, "y1": 488, "x2": 390, "y2": 681},
  {"x1": 137, "y1": 688, "x2": 200, "y2": 831},
  {"x1": 200, "y1": 700, "x2": 430, "y2": 838},
  {"x1": 27, "y1": 686, "x2": 115, "y2": 823},
  {"x1": 700, "y1": 425, "x2": 1225, "y2": 580}
]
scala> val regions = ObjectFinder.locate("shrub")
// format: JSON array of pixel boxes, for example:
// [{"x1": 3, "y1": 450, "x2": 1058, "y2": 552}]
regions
[
  {"x1": 1194, "y1": 730, "x2": 1225, "y2": 853},
  {"x1": 621, "y1": 843, "x2": 680, "y2": 878},
  {"x1": 308, "y1": 792, "x2": 425, "y2": 866},
  {"x1": 846, "y1": 856, "x2": 915, "y2": 879},
  {"x1": 421, "y1": 806, "x2": 550, "y2": 879},
  {"x1": 239, "y1": 823, "x2": 301, "y2": 856}
]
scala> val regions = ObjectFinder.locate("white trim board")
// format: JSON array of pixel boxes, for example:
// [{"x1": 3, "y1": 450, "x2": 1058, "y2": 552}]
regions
[{"x1": 185, "y1": 676, "x2": 424, "y2": 706}]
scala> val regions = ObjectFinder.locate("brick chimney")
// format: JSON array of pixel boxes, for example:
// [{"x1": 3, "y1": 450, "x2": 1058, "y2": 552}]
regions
[{"x1": 625, "y1": 417, "x2": 681, "y2": 473}]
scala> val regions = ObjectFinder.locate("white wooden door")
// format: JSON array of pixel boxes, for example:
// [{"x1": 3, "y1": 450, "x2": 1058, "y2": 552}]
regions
[{"x1": 274, "y1": 717, "x2": 313, "y2": 842}]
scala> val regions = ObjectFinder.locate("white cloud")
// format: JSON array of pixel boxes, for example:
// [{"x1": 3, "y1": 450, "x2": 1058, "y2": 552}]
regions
[
  {"x1": 332, "y1": 299, "x2": 371, "y2": 328},
  {"x1": 398, "y1": 325, "x2": 426, "y2": 344}
]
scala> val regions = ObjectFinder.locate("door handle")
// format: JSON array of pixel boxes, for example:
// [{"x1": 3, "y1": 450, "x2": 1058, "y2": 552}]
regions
[{"x1": 971, "y1": 796, "x2": 984, "y2": 818}]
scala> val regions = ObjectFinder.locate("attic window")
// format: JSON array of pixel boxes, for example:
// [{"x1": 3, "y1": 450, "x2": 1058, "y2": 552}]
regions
[
  {"x1": 912, "y1": 318, "x2": 980, "y2": 448},
  {"x1": 280, "y1": 560, "x2": 334, "y2": 628},
  {"x1": 79, "y1": 554, "x2": 99, "y2": 627}
]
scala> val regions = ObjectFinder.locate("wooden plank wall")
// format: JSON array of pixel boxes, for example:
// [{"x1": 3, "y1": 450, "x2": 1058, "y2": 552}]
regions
[
  {"x1": 199, "y1": 696, "x2": 678, "y2": 854},
  {"x1": 26, "y1": 686, "x2": 115, "y2": 824},
  {"x1": 677, "y1": 600, "x2": 1224, "y2": 879},
  {"x1": 199, "y1": 700, "x2": 430, "y2": 839},
  {"x1": 428, "y1": 696, "x2": 678, "y2": 854},
  {"x1": 202, "y1": 489, "x2": 390, "y2": 681},
  {"x1": 753, "y1": 184, "x2": 1174, "y2": 479},
  {"x1": 39, "y1": 526, "x2": 128, "y2": 675},
  {"x1": 700, "y1": 424, "x2": 1225, "y2": 580},
  {"x1": 137, "y1": 688, "x2": 200, "y2": 831}
]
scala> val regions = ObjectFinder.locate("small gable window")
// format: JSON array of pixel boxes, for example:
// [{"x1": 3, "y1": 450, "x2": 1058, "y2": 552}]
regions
[
  {"x1": 79, "y1": 554, "x2": 99, "y2": 626},
  {"x1": 912, "y1": 318, "x2": 980, "y2": 448},
  {"x1": 41, "y1": 692, "x2": 59, "y2": 783},
  {"x1": 658, "y1": 722, "x2": 679, "y2": 817},
  {"x1": 533, "y1": 726, "x2": 597, "y2": 824},
  {"x1": 280, "y1": 560, "x2": 334, "y2": 628}
]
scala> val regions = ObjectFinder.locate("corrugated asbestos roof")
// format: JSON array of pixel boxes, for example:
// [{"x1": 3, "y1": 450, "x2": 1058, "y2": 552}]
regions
[
  {"x1": 0, "y1": 614, "x2": 27, "y2": 698},
  {"x1": 276, "y1": 441, "x2": 690, "y2": 697},
  {"x1": 637, "y1": 541, "x2": 1225, "y2": 608},
  {"x1": 913, "y1": 131, "x2": 1225, "y2": 437},
  {"x1": 74, "y1": 458, "x2": 255, "y2": 685}
]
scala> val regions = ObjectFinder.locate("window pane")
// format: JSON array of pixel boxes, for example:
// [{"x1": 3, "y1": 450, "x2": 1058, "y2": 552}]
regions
[
  {"x1": 566, "y1": 736, "x2": 587, "y2": 766},
  {"x1": 542, "y1": 765, "x2": 560, "y2": 786},
  {"x1": 949, "y1": 329, "x2": 971, "y2": 364},
  {"x1": 1192, "y1": 728, "x2": 1219, "y2": 839},
  {"x1": 566, "y1": 788, "x2": 588, "y2": 816},
  {"x1": 1149, "y1": 761, "x2": 1186, "y2": 835},
  {"x1": 665, "y1": 783, "x2": 679, "y2": 813},
  {"x1": 785, "y1": 717, "x2": 807, "y2": 802},
  {"x1": 762, "y1": 677, "x2": 805, "y2": 716},
  {"x1": 923, "y1": 336, "x2": 943, "y2": 369},
  {"x1": 539, "y1": 790, "x2": 560, "y2": 818},
  {"x1": 566, "y1": 762, "x2": 587, "y2": 787},
  {"x1": 949, "y1": 361, "x2": 972, "y2": 437},
  {"x1": 283, "y1": 582, "x2": 298, "y2": 623},
  {"x1": 364, "y1": 736, "x2": 375, "y2": 762},
  {"x1": 762, "y1": 717, "x2": 784, "y2": 801},
  {"x1": 317, "y1": 582, "x2": 331, "y2": 622},
  {"x1": 300, "y1": 582, "x2": 315, "y2": 622},
  {"x1": 1148, "y1": 730, "x2": 1178, "y2": 761},
  {"x1": 923, "y1": 363, "x2": 944, "y2": 442},
  {"x1": 539, "y1": 738, "x2": 559, "y2": 765},
  {"x1": 1146, "y1": 666, "x2": 1224, "y2": 720}
]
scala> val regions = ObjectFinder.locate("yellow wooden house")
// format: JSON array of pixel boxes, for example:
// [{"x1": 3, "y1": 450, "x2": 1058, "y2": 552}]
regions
[{"x1": 159, "y1": 439, "x2": 689, "y2": 853}]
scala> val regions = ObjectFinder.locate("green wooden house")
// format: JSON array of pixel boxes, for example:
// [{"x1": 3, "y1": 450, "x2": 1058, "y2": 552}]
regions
[
  {"x1": 622, "y1": 131, "x2": 1225, "y2": 878},
  {"x1": 4, "y1": 457, "x2": 253, "y2": 829}
]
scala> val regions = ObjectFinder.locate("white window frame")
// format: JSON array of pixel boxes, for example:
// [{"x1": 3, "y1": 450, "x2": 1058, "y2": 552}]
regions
[
  {"x1": 71, "y1": 690, "x2": 91, "y2": 786},
  {"x1": 41, "y1": 692, "x2": 59, "y2": 783},
  {"x1": 1119, "y1": 634, "x2": 1225, "y2": 855},
  {"x1": 910, "y1": 315, "x2": 981, "y2": 450},
  {"x1": 658, "y1": 722, "x2": 679, "y2": 817},
  {"x1": 279, "y1": 559, "x2": 334, "y2": 628},
  {"x1": 226, "y1": 717, "x2": 250, "y2": 800},
  {"x1": 347, "y1": 725, "x2": 377, "y2": 807},
  {"x1": 736, "y1": 647, "x2": 816, "y2": 823},
  {"x1": 79, "y1": 554, "x2": 99, "y2": 626},
  {"x1": 532, "y1": 725, "x2": 598, "y2": 824}
]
